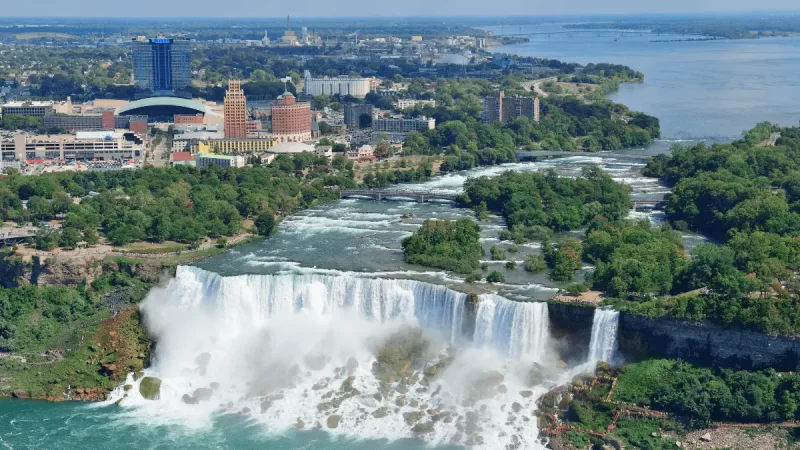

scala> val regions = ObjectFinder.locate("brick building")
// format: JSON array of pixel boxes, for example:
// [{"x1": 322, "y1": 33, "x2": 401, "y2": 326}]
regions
[
  {"x1": 271, "y1": 92, "x2": 312, "y2": 143},
  {"x1": 223, "y1": 80, "x2": 248, "y2": 139}
]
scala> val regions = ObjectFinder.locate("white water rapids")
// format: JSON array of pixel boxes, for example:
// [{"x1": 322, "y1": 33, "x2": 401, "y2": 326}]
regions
[{"x1": 109, "y1": 266, "x2": 621, "y2": 449}]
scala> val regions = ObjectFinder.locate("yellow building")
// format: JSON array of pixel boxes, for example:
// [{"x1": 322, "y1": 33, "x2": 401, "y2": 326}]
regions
[
  {"x1": 411, "y1": 35, "x2": 423, "y2": 42},
  {"x1": 190, "y1": 138, "x2": 277, "y2": 154}
]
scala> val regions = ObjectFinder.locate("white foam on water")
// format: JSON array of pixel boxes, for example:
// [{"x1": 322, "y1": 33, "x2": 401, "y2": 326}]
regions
[{"x1": 110, "y1": 267, "x2": 615, "y2": 449}]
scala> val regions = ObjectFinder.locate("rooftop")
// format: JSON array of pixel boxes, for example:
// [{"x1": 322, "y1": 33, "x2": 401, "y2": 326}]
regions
[
  {"x1": 269, "y1": 142, "x2": 315, "y2": 154},
  {"x1": 2, "y1": 101, "x2": 54, "y2": 108},
  {"x1": 171, "y1": 152, "x2": 195, "y2": 162}
]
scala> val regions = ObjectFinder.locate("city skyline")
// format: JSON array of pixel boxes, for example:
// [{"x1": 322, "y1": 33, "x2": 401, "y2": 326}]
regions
[{"x1": 3, "y1": 1, "x2": 800, "y2": 18}]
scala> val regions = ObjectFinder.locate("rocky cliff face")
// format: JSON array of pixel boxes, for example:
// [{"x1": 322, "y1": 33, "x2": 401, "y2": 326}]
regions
[
  {"x1": 546, "y1": 302, "x2": 594, "y2": 365},
  {"x1": 548, "y1": 302, "x2": 800, "y2": 371},
  {"x1": 619, "y1": 313, "x2": 800, "y2": 371}
]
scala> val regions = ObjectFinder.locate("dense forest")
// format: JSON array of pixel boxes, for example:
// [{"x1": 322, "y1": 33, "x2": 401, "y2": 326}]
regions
[{"x1": 0, "y1": 153, "x2": 357, "y2": 249}]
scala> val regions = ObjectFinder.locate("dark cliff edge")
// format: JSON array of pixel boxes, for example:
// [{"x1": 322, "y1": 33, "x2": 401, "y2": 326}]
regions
[
  {"x1": 547, "y1": 302, "x2": 800, "y2": 371},
  {"x1": 547, "y1": 302, "x2": 594, "y2": 365}
]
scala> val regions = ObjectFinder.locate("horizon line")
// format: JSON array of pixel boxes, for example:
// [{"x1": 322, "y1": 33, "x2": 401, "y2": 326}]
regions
[{"x1": 2, "y1": 11, "x2": 800, "y2": 20}]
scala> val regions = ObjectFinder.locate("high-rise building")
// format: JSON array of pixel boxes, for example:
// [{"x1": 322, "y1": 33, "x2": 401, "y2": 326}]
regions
[
  {"x1": 130, "y1": 36, "x2": 192, "y2": 98},
  {"x1": 271, "y1": 92, "x2": 312, "y2": 143},
  {"x1": 482, "y1": 91, "x2": 540, "y2": 124},
  {"x1": 224, "y1": 80, "x2": 248, "y2": 139},
  {"x1": 344, "y1": 104, "x2": 374, "y2": 129}
]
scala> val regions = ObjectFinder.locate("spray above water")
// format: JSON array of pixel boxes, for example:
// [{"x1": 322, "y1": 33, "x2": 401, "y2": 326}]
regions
[{"x1": 112, "y1": 266, "x2": 622, "y2": 449}]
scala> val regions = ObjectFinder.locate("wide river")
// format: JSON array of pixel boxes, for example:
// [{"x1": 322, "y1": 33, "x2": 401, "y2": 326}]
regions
[
  {"x1": 490, "y1": 23, "x2": 800, "y2": 152},
  {"x1": 3, "y1": 25, "x2": 798, "y2": 450}
]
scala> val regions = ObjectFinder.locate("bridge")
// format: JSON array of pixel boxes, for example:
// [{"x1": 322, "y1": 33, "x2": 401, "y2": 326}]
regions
[
  {"x1": 0, "y1": 230, "x2": 35, "y2": 246},
  {"x1": 517, "y1": 151, "x2": 651, "y2": 163},
  {"x1": 339, "y1": 189, "x2": 459, "y2": 203},
  {"x1": 631, "y1": 193, "x2": 668, "y2": 210}
]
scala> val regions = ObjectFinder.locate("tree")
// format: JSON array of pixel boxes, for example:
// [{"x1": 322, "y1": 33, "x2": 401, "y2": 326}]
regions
[
  {"x1": 83, "y1": 228, "x2": 99, "y2": 246},
  {"x1": 59, "y1": 227, "x2": 81, "y2": 249},
  {"x1": 35, "y1": 230, "x2": 59, "y2": 251},
  {"x1": 27, "y1": 196, "x2": 53, "y2": 221},
  {"x1": 255, "y1": 212, "x2": 277, "y2": 237},
  {"x1": 486, "y1": 271, "x2": 505, "y2": 283}
]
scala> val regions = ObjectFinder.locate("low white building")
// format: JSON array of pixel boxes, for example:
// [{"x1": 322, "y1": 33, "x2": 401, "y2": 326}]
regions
[{"x1": 396, "y1": 99, "x2": 436, "y2": 110}]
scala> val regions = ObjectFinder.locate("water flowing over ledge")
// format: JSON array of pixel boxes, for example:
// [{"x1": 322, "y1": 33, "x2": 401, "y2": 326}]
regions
[{"x1": 110, "y1": 266, "x2": 621, "y2": 449}]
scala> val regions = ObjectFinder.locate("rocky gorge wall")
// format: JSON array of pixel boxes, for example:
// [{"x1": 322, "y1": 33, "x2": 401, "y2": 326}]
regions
[{"x1": 547, "y1": 302, "x2": 800, "y2": 371}]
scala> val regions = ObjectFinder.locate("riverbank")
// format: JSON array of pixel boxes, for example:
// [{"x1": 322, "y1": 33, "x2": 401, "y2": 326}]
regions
[{"x1": 0, "y1": 234, "x2": 265, "y2": 401}]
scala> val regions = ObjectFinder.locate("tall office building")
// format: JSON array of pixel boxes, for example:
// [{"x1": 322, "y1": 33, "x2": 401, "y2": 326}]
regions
[
  {"x1": 344, "y1": 104, "x2": 374, "y2": 129},
  {"x1": 131, "y1": 36, "x2": 192, "y2": 98},
  {"x1": 482, "y1": 91, "x2": 540, "y2": 124},
  {"x1": 224, "y1": 80, "x2": 248, "y2": 139}
]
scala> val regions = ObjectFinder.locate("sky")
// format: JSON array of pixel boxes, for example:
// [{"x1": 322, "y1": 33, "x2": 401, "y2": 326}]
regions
[{"x1": 3, "y1": 0, "x2": 799, "y2": 18}]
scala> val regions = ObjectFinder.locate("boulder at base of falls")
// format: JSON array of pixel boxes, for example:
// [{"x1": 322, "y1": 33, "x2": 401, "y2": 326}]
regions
[
  {"x1": 412, "y1": 420, "x2": 435, "y2": 434},
  {"x1": 296, "y1": 418, "x2": 305, "y2": 429},
  {"x1": 182, "y1": 394, "x2": 199, "y2": 405},
  {"x1": 346, "y1": 357, "x2": 359, "y2": 372},
  {"x1": 403, "y1": 411, "x2": 425, "y2": 426},
  {"x1": 139, "y1": 377, "x2": 162, "y2": 400},
  {"x1": 372, "y1": 406, "x2": 389, "y2": 418},
  {"x1": 327, "y1": 415, "x2": 341, "y2": 429},
  {"x1": 193, "y1": 388, "x2": 214, "y2": 401}
]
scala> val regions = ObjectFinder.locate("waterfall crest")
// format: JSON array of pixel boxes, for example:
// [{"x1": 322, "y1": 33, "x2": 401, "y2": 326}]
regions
[
  {"x1": 588, "y1": 308, "x2": 620, "y2": 364},
  {"x1": 148, "y1": 265, "x2": 467, "y2": 343},
  {"x1": 473, "y1": 294, "x2": 551, "y2": 362}
]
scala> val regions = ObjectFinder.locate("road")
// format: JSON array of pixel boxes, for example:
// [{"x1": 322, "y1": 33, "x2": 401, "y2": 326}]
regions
[{"x1": 523, "y1": 77, "x2": 557, "y2": 98}]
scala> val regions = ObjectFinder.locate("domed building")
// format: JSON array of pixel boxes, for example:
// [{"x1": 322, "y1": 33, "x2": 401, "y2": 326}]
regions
[
  {"x1": 268, "y1": 142, "x2": 316, "y2": 154},
  {"x1": 271, "y1": 92, "x2": 312, "y2": 143}
]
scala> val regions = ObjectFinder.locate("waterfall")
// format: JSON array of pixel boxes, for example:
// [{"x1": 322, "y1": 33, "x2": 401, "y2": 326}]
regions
[
  {"x1": 149, "y1": 265, "x2": 467, "y2": 343},
  {"x1": 587, "y1": 308, "x2": 620, "y2": 364},
  {"x1": 473, "y1": 294, "x2": 551, "y2": 362},
  {"x1": 125, "y1": 267, "x2": 556, "y2": 449}
]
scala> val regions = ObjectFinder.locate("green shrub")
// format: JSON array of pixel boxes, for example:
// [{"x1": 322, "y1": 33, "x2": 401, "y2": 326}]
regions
[{"x1": 486, "y1": 271, "x2": 505, "y2": 284}]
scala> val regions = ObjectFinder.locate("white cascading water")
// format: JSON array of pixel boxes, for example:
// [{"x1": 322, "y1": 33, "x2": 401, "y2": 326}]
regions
[
  {"x1": 473, "y1": 294, "x2": 551, "y2": 362},
  {"x1": 107, "y1": 266, "x2": 590, "y2": 449},
  {"x1": 587, "y1": 308, "x2": 621, "y2": 364}
]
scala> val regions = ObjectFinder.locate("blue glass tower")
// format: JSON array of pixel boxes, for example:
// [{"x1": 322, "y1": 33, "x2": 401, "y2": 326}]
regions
[{"x1": 131, "y1": 36, "x2": 191, "y2": 98}]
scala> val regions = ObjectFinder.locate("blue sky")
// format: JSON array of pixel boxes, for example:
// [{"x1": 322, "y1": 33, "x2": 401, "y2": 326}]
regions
[{"x1": 4, "y1": 0, "x2": 799, "y2": 17}]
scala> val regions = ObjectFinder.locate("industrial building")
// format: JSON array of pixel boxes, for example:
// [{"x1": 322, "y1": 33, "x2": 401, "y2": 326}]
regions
[{"x1": 303, "y1": 71, "x2": 372, "y2": 98}]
